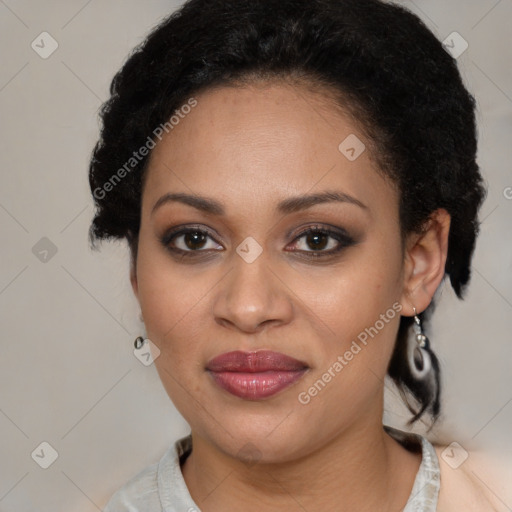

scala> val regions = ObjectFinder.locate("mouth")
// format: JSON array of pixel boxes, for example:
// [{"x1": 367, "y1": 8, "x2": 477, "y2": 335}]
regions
[{"x1": 206, "y1": 350, "x2": 309, "y2": 400}]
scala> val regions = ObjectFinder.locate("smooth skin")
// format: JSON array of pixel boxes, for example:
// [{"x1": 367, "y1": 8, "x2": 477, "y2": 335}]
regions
[{"x1": 130, "y1": 80, "x2": 451, "y2": 512}]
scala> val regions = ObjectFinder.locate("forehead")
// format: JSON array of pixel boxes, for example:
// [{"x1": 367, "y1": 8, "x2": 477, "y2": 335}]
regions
[{"x1": 143, "y1": 81, "x2": 396, "y2": 219}]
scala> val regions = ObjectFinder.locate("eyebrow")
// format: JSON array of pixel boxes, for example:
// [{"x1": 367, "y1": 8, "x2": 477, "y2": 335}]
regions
[{"x1": 151, "y1": 190, "x2": 369, "y2": 216}]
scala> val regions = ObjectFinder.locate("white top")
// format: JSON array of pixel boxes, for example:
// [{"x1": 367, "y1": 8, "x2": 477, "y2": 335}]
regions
[{"x1": 103, "y1": 425, "x2": 440, "y2": 511}]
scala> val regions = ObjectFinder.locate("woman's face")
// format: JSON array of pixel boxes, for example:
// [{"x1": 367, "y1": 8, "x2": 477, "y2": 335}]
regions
[{"x1": 133, "y1": 80, "x2": 412, "y2": 462}]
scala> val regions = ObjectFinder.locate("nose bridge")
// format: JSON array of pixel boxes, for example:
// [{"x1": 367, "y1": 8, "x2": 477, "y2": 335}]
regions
[{"x1": 213, "y1": 245, "x2": 292, "y2": 332}]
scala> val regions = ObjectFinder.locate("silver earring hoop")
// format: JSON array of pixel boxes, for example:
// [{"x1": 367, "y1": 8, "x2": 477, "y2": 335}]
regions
[{"x1": 407, "y1": 306, "x2": 432, "y2": 379}]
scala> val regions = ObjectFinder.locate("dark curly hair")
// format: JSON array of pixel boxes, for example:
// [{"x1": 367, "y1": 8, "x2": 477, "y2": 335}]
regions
[{"x1": 88, "y1": 0, "x2": 487, "y2": 426}]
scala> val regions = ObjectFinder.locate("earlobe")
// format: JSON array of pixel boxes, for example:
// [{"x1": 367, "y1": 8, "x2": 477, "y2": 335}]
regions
[{"x1": 399, "y1": 208, "x2": 451, "y2": 315}]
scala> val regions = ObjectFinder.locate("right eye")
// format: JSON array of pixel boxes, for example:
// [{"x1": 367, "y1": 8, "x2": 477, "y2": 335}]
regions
[{"x1": 160, "y1": 226, "x2": 224, "y2": 257}]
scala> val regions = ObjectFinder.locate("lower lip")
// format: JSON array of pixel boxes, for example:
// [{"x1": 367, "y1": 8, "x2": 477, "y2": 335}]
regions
[{"x1": 208, "y1": 370, "x2": 308, "y2": 400}]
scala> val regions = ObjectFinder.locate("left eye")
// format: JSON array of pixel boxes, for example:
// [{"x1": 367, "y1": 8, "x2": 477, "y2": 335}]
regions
[{"x1": 288, "y1": 227, "x2": 353, "y2": 254}]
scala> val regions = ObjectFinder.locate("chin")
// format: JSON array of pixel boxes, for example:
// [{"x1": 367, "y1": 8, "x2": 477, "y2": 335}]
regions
[{"x1": 199, "y1": 413, "x2": 317, "y2": 464}]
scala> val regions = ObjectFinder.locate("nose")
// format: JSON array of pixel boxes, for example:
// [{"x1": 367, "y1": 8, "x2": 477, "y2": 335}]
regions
[{"x1": 212, "y1": 251, "x2": 294, "y2": 334}]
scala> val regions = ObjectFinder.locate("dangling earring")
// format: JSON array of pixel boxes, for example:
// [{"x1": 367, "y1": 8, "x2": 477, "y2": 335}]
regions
[{"x1": 407, "y1": 306, "x2": 432, "y2": 379}]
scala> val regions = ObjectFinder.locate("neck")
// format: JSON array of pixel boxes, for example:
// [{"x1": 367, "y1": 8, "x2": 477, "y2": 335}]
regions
[{"x1": 181, "y1": 415, "x2": 421, "y2": 512}]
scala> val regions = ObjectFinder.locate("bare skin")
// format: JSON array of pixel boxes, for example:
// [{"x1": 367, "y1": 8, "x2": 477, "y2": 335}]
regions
[{"x1": 130, "y1": 80, "x2": 451, "y2": 511}]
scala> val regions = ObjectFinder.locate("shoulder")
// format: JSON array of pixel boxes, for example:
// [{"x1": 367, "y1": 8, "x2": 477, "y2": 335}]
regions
[
  {"x1": 432, "y1": 443, "x2": 506, "y2": 512},
  {"x1": 102, "y1": 436, "x2": 192, "y2": 512},
  {"x1": 103, "y1": 460, "x2": 161, "y2": 512}
]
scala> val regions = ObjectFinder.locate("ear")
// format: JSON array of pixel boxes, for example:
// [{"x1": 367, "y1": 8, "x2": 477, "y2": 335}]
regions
[{"x1": 399, "y1": 208, "x2": 451, "y2": 316}]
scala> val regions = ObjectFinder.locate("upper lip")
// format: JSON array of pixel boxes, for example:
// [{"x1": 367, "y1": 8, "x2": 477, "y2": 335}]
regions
[{"x1": 206, "y1": 350, "x2": 309, "y2": 372}]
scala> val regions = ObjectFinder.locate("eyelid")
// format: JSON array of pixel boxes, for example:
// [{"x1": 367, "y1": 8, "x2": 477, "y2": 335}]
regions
[
  {"x1": 292, "y1": 223, "x2": 353, "y2": 241},
  {"x1": 159, "y1": 224, "x2": 222, "y2": 249}
]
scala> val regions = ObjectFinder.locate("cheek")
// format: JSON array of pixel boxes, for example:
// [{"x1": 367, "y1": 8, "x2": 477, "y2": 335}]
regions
[
  {"x1": 293, "y1": 248, "x2": 402, "y2": 336},
  {"x1": 295, "y1": 239, "x2": 404, "y2": 387},
  {"x1": 294, "y1": 268, "x2": 402, "y2": 425},
  {"x1": 137, "y1": 257, "x2": 210, "y2": 407},
  {"x1": 135, "y1": 234, "x2": 210, "y2": 357}
]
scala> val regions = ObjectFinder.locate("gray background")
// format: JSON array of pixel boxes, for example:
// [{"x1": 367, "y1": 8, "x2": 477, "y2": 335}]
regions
[{"x1": 0, "y1": 1, "x2": 511, "y2": 510}]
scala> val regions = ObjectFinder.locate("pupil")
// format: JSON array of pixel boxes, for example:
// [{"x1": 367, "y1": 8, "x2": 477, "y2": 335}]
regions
[
  {"x1": 307, "y1": 232, "x2": 328, "y2": 250},
  {"x1": 185, "y1": 231, "x2": 206, "y2": 249}
]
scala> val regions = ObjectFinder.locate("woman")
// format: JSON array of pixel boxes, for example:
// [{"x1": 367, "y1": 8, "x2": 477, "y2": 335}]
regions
[{"x1": 89, "y1": 0, "x2": 500, "y2": 510}]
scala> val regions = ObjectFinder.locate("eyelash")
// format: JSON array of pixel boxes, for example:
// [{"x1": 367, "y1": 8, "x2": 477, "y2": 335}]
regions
[{"x1": 160, "y1": 224, "x2": 356, "y2": 261}]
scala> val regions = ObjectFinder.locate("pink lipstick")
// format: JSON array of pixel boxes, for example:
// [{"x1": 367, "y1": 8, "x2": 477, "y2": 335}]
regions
[{"x1": 206, "y1": 350, "x2": 308, "y2": 400}]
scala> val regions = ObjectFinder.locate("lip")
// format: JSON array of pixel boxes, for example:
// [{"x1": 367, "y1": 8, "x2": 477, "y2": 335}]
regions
[{"x1": 206, "y1": 350, "x2": 309, "y2": 400}]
